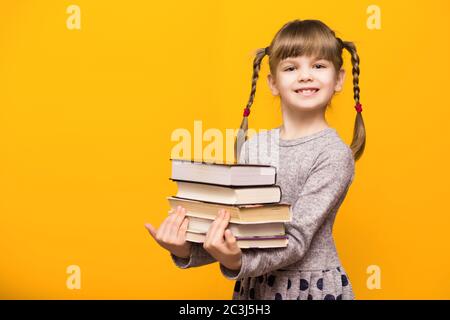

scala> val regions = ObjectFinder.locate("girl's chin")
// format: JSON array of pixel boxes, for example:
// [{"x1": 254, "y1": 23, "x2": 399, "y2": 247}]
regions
[{"x1": 284, "y1": 102, "x2": 325, "y2": 111}]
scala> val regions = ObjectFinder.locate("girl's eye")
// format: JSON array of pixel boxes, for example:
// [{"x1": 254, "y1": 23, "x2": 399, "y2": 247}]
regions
[{"x1": 284, "y1": 64, "x2": 325, "y2": 71}]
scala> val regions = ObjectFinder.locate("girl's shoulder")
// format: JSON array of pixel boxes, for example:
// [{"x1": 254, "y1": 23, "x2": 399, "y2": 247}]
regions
[
  {"x1": 320, "y1": 132, "x2": 353, "y2": 158},
  {"x1": 313, "y1": 137, "x2": 355, "y2": 182},
  {"x1": 319, "y1": 140, "x2": 354, "y2": 168}
]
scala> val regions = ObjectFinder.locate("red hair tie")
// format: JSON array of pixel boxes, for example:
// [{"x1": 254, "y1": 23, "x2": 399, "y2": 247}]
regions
[
  {"x1": 243, "y1": 107, "x2": 251, "y2": 117},
  {"x1": 355, "y1": 102, "x2": 363, "y2": 113}
]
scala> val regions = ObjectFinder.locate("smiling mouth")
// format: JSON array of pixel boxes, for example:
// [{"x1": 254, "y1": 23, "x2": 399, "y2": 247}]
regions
[{"x1": 295, "y1": 89, "x2": 319, "y2": 96}]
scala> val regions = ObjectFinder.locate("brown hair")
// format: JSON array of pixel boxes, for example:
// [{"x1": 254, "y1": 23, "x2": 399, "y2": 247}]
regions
[{"x1": 234, "y1": 19, "x2": 366, "y2": 162}]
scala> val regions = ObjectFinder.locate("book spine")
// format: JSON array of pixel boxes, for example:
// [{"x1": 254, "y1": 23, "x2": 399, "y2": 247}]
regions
[
  {"x1": 172, "y1": 196, "x2": 281, "y2": 206},
  {"x1": 169, "y1": 178, "x2": 278, "y2": 188},
  {"x1": 170, "y1": 158, "x2": 276, "y2": 168}
]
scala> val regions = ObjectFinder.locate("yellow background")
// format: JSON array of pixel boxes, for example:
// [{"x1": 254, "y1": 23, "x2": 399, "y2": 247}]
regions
[{"x1": 1, "y1": 0, "x2": 449, "y2": 299}]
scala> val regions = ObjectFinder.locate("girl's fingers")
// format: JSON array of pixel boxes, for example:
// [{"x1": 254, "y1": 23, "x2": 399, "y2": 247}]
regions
[
  {"x1": 156, "y1": 215, "x2": 170, "y2": 239},
  {"x1": 204, "y1": 209, "x2": 220, "y2": 243},
  {"x1": 205, "y1": 209, "x2": 225, "y2": 245},
  {"x1": 214, "y1": 210, "x2": 230, "y2": 243},
  {"x1": 218, "y1": 210, "x2": 230, "y2": 230},
  {"x1": 158, "y1": 206, "x2": 179, "y2": 239},
  {"x1": 224, "y1": 229, "x2": 238, "y2": 249},
  {"x1": 144, "y1": 223, "x2": 157, "y2": 239},
  {"x1": 158, "y1": 208, "x2": 175, "y2": 239},
  {"x1": 161, "y1": 210, "x2": 179, "y2": 241},
  {"x1": 177, "y1": 217, "x2": 189, "y2": 241},
  {"x1": 171, "y1": 206, "x2": 186, "y2": 236}
]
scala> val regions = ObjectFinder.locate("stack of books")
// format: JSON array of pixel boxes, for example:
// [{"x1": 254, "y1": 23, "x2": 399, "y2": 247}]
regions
[{"x1": 167, "y1": 159, "x2": 292, "y2": 248}]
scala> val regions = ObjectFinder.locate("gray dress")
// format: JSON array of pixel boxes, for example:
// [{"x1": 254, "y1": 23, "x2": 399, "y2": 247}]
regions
[{"x1": 171, "y1": 126, "x2": 356, "y2": 300}]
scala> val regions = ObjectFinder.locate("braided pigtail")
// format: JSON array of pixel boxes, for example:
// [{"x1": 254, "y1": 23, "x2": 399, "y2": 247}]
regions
[
  {"x1": 340, "y1": 39, "x2": 366, "y2": 161},
  {"x1": 234, "y1": 46, "x2": 269, "y2": 163}
]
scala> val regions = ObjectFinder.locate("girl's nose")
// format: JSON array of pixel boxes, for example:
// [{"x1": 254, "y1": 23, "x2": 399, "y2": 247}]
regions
[{"x1": 297, "y1": 70, "x2": 313, "y2": 82}]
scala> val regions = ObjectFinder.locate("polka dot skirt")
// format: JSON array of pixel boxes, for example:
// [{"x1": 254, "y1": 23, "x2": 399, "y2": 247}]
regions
[{"x1": 232, "y1": 267, "x2": 354, "y2": 300}]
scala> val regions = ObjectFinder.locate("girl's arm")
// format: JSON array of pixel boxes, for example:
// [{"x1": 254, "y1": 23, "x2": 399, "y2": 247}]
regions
[
  {"x1": 219, "y1": 144, "x2": 355, "y2": 280},
  {"x1": 170, "y1": 243, "x2": 217, "y2": 268}
]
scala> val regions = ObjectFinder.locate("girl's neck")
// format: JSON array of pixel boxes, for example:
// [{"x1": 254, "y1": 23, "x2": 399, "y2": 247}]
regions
[{"x1": 279, "y1": 104, "x2": 329, "y2": 140}]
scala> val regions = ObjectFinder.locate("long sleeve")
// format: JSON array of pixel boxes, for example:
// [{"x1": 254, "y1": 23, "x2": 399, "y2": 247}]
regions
[
  {"x1": 170, "y1": 242, "x2": 217, "y2": 268},
  {"x1": 220, "y1": 145, "x2": 355, "y2": 279}
]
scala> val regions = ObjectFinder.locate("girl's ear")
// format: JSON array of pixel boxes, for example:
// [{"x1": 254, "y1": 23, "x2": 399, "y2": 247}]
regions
[
  {"x1": 334, "y1": 69, "x2": 346, "y2": 92},
  {"x1": 267, "y1": 73, "x2": 280, "y2": 96}
]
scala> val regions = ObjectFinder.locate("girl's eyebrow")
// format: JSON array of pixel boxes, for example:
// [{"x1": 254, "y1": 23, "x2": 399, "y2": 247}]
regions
[
  {"x1": 280, "y1": 58, "x2": 297, "y2": 64},
  {"x1": 281, "y1": 58, "x2": 328, "y2": 65}
]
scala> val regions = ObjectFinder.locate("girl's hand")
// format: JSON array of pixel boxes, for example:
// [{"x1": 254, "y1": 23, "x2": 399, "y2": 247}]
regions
[
  {"x1": 203, "y1": 209, "x2": 242, "y2": 271},
  {"x1": 145, "y1": 206, "x2": 192, "y2": 259}
]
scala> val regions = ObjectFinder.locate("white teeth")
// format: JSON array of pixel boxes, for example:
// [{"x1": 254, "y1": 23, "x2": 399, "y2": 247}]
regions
[{"x1": 296, "y1": 89, "x2": 318, "y2": 95}]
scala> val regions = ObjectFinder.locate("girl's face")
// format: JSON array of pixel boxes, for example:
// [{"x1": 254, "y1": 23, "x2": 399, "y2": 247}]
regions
[{"x1": 267, "y1": 55, "x2": 345, "y2": 112}]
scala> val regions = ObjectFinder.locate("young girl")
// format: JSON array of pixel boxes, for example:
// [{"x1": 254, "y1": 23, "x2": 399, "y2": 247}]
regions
[{"x1": 145, "y1": 19, "x2": 366, "y2": 300}]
